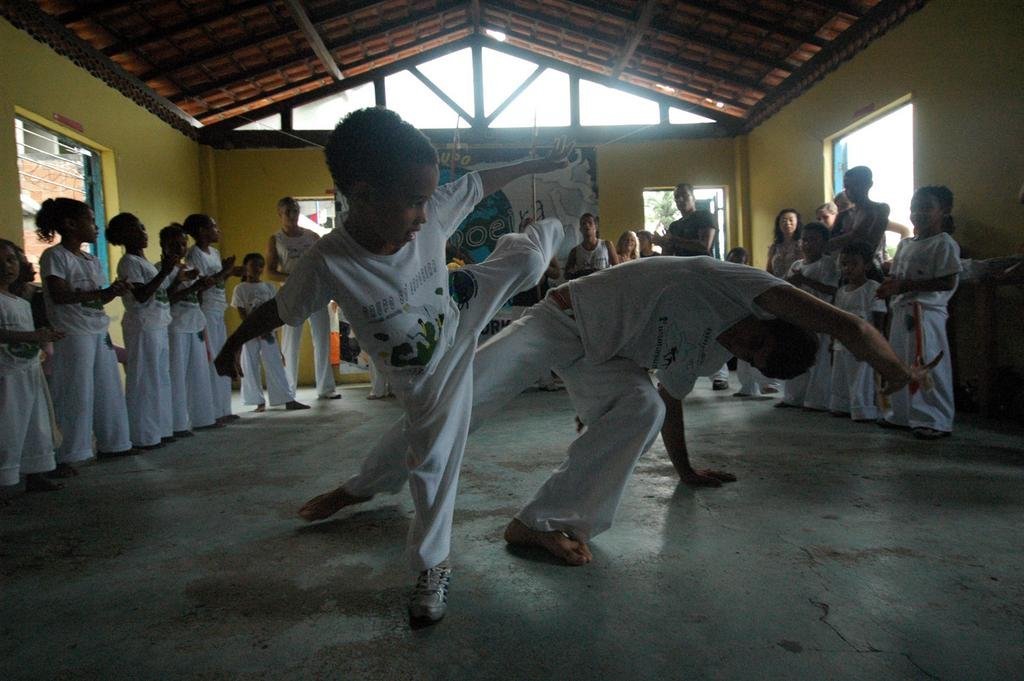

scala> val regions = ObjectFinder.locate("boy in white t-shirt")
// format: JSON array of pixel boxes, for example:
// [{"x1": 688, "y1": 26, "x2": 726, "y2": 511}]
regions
[
  {"x1": 780, "y1": 222, "x2": 840, "y2": 410},
  {"x1": 829, "y1": 242, "x2": 888, "y2": 421},
  {"x1": 230, "y1": 253, "x2": 307, "y2": 412},
  {"x1": 877, "y1": 186, "x2": 961, "y2": 439},
  {"x1": 215, "y1": 107, "x2": 572, "y2": 623}
]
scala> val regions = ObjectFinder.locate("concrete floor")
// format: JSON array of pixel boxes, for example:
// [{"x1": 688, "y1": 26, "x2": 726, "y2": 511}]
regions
[{"x1": 2, "y1": 379, "x2": 1023, "y2": 680}]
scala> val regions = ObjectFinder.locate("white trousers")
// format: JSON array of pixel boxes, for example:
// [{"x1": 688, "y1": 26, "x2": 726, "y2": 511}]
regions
[
  {"x1": 49, "y1": 333, "x2": 131, "y2": 463},
  {"x1": 1, "y1": 364, "x2": 56, "y2": 485},
  {"x1": 240, "y1": 334, "x2": 294, "y2": 406},
  {"x1": 829, "y1": 348, "x2": 879, "y2": 420},
  {"x1": 124, "y1": 326, "x2": 173, "y2": 447},
  {"x1": 736, "y1": 359, "x2": 767, "y2": 396},
  {"x1": 169, "y1": 330, "x2": 217, "y2": 431},
  {"x1": 368, "y1": 359, "x2": 391, "y2": 398},
  {"x1": 281, "y1": 306, "x2": 337, "y2": 397},
  {"x1": 886, "y1": 304, "x2": 954, "y2": 432},
  {"x1": 342, "y1": 218, "x2": 564, "y2": 571},
  {"x1": 203, "y1": 310, "x2": 233, "y2": 418},
  {"x1": 783, "y1": 333, "x2": 831, "y2": 408}
]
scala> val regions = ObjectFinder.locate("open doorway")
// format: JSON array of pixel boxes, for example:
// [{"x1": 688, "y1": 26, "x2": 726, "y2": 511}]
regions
[
  {"x1": 642, "y1": 186, "x2": 728, "y2": 258},
  {"x1": 831, "y1": 102, "x2": 913, "y2": 256}
]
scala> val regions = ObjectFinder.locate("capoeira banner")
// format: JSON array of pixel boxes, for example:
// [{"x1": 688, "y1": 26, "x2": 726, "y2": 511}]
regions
[{"x1": 439, "y1": 146, "x2": 598, "y2": 265}]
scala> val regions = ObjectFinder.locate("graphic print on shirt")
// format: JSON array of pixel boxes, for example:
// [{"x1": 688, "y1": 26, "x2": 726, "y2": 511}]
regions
[
  {"x1": 3, "y1": 340, "x2": 40, "y2": 360},
  {"x1": 387, "y1": 309, "x2": 447, "y2": 368},
  {"x1": 448, "y1": 269, "x2": 478, "y2": 310},
  {"x1": 650, "y1": 316, "x2": 712, "y2": 373}
]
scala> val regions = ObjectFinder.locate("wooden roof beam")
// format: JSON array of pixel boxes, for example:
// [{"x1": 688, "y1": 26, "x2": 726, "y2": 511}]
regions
[
  {"x1": 102, "y1": 0, "x2": 269, "y2": 57},
  {"x1": 470, "y1": 0, "x2": 481, "y2": 34},
  {"x1": 801, "y1": 0, "x2": 868, "y2": 19},
  {"x1": 282, "y1": 0, "x2": 344, "y2": 81},
  {"x1": 55, "y1": 1, "x2": 132, "y2": 24},
  {"x1": 610, "y1": 0, "x2": 659, "y2": 79},
  {"x1": 673, "y1": 0, "x2": 829, "y2": 48}
]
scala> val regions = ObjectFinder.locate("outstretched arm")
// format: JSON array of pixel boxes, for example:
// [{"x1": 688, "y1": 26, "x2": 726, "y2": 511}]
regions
[
  {"x1": 658, "y1": 386, "x2": 736, "y2": 486},
  {"x1": 755, "y1": 285, "x2": 911, "y2": 392},
  {"x1": 476, "y1": 138, "x2": 575, "y2": 196},
  {"x1": 214, "y1": 299, "x2": 284, "y2": 378}
]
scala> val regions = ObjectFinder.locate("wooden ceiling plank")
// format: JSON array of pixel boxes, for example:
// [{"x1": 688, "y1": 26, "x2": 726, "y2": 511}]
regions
[
  {"x1": 56, "y1": 0, "x2": 133, "y2": 24},
  {"x1": 648, "y1": 18, "x2": 793, "y2": 73},
  {"x1": 673, "y1": 0, "x2": 829, "y2": 48},
  {"x1": 101, "y1": 0, "x2": 269, "y2": 57},
  {"x1": 282, "y1": 0, "x2": 345, "y2": 81},
  {"x1": 610, "y1": 0, "x2": 659, "y2": 80}
]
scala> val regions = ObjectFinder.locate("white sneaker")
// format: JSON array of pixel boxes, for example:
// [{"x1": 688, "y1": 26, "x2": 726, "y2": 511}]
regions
[{"x1": 408, "y1": 565, "x2": 451, "y2": 622}]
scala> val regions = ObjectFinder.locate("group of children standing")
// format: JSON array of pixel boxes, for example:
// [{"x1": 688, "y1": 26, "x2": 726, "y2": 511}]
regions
[
  {"x1": 0, "y1": 197, "x2": 308, "y2": 496},
  {"x1": 731, "y1": 184, "x2": 960, "y2": 439}
]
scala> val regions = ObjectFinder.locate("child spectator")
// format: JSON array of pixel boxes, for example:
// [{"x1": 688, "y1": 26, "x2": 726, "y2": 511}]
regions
[
  {"x1": 876, "y1": 186, "x2": 961, "y2": 438},
  {"x1": 37, "y1": 198, "x2": 135, "y2": 474},
  {"x1": 0, "y1": 238, "x2": 63, "y2": 493},
  {"x1": 830, "y1": 242, "x2": 887, "y2": 420},
  {"x1": 183, "y1": 214, "x2": 238, "y2": 425},
  {"x1": 779, "y1": 222, "x2": 839, "y2": 409},
  {"x1": 107, "y1": 213, "x2": 177, "y2": 449},
  {"x1": 230, "y1": 253, "x2": 308, "y2": 412},
  {"x1": 636, "y1": 230, "x2": 657, "y2": 257},
  {"x1": 164, "y1": 224, "x2": 218, "y2": 436}
]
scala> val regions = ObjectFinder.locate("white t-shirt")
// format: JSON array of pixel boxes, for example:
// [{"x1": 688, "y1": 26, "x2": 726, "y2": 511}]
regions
[
  {"x1": 275, "y1": 172, "x2": 483, "y2": 378},
  {"x1": 572, "y1": 242, "x2": 612, "y2": 272},
  {"x1": 566, "y1": 257, "x2": 787, "y2": 398},
  {"x1": 889, "y1": 232, "x2": 961, "y2": 309},
  {"x1": 117, "y1": 254, "x2": 172, "y2": 331},
  {"x1": 168, "y1": 271, "x2": 206, "y2": 334},
  {"x1": 39, "y1": 244, "x2": 110, "y2": 336},
  {"x1": 786, "y1": 256, "x2": 840, "y2": 303},
  {"x1": 274, "y1": 229, "x2": 319, "y2": 275},
  {"x1": 186, "y1": 245, "x2": 228, "y2": 313},
  {"x1": 231, "y1": 281, "x2": 278, "y2": 314},
  {"x1": 833, "y1": 280, "x2": 886, "y2": 352},
  {"x1": 0, "y1": 292, "x2": 41, "y2": 372}
]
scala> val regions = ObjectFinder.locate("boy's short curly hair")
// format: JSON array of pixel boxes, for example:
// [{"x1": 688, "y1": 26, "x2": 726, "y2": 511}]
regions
[
  {"x1": 105, "y1": 212, "x2": 141, "y2": 246},
  {"x1": 840, "y1": 240, "x2": 875, "y2": 264},
  {"x1": 324, "y1": 107, "x2": 438, "y2": 196}
]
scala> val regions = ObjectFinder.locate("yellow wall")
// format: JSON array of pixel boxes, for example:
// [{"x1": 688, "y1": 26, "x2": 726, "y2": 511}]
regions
[
  {"x1": 596, "y1": 137, "x2": 745, "y2": 247},
  {"x1": 747, "y1": 0, "x2": 1024, "y2": 379},
  {"x1": 0, "y1": 18, "x2": 202, "y2": 342}
]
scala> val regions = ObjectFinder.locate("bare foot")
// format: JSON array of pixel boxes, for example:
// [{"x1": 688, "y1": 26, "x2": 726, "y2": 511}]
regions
[
  {"x1": 285, "y1": 400, "x2": 310, "y2": 410},
  {"x1": 253, "y1": 404, "x2": 266, "y2": 413},
  {"x1": 680, "y1": 468, "x2": 737, "y2": 487},
  {"x1": 47, "y1": 463, "x2": 78, "y2": 478},
  {"x1": 503, "y1": 518, "x2": 592, "y2": 565},
  {"x1": 26, "y1": 473, "x2": 63, "y2": 492},
  {"x1": 297, "y1": 487, "x2": 372, "y2": 521}
]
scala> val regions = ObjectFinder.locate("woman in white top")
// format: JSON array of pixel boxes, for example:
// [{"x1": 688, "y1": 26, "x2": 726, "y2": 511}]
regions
[
  {"x1": 106, "y1": 213, "x2": 178, "y2": 448},
  {"x1": 183, "y1": 213, "x2": 238, "y2": 424},
  {"x1": 565, "y1": 213, "x2": 617, "y2": 279},
  {"x1": 266, "y1": 197, "x2": 340, "y2": 400},
  {"x1": 36, "y1": 198, "x2": 134, "y2": 474}
]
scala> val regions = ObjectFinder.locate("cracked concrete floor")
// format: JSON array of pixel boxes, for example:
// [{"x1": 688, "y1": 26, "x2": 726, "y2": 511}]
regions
[{"x1": 2, "y1": 380, "x2": 1022, "y2": 680}]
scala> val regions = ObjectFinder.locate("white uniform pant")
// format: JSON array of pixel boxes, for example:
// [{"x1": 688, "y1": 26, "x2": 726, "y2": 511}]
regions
[
  {"x1": 736, "y1": 359, "x2": 768, "y2": 396},
  {"x1": 342, "y1": 219, "x2": 564, "y2": 571},
  {"x1": 829, "y1": 348, "x2": 879, "y2": 420},
  {"x1": 281, "y1": 306, "x2": 336, "y2": 397},
  {"x1": 169, "y1": 330, "x2": 217, "y2": 431},
  {"x1": 49, "y1": 333, "x2": 131, "y2": 463},
  {"x1": 368, "y1": 359, "x2": 391, "y2": 398},
  {"x1": 203, "y1": 310, "x2": 233, "y2": 418},
  {"x1": 783, "y1": 333, "x2": 831, "y2": 408},
  {"x1": 124, "y1": 326, "x2": 173, "y2": 447},
  {"x1": 240, "y1": 334, "x2": 294, "y2": 406},
  {"x1": 885, "y1": 304, "x2": 954, "y2": 432},
  {"x1": 1, "y1": 364, "x2": 56, "y2": 485}
]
